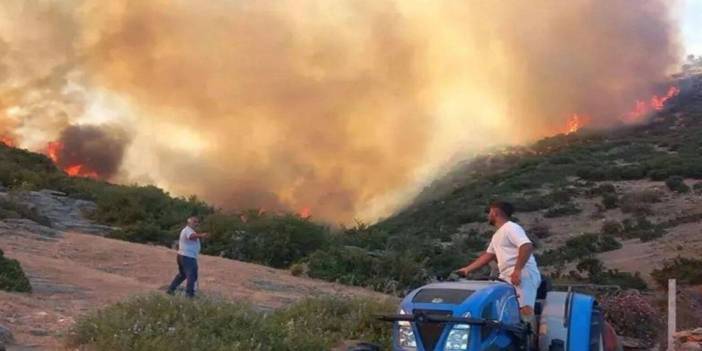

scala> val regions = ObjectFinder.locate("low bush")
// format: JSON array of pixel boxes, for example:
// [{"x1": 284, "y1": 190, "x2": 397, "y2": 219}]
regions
[
  {"x1": 202, "y1": 212, "x2": 330, "y2": 269},
  {"x1": 620, "y1": 217, "x2": 665, "y2": 242},
  {"x1": 619, "y1": 190, "x2": 662, "y2": 216},
  {"x1": 599, "y1": 292, "x2": 662, "y2": 347},
  {"x1": 67, "y1": 294, "x2": 395, "y2": 351},
  {"x1": 693, "y1": 182, "x2": 702, "y2": 194},
  {"x1": 588, "y1": 183, "x2": 616, "y2": 196},
  {"x1": 665, "y1": 175, "x2": 690, "y2": 193},
  {"x1": 543, "y1": 203, "x2": 582, "y2": 218},
  {"x1": 528, "y1": 220, "x2": 551, "y2": 239},
  {"x1": 537, "y1": 233, "x2": 621, "y2": 266},
  {"x1": 651, "y1": 256, "x2": 702, "y2": 287},
  {"x1": 573, "y1": 258, "x2": 647, "y2": 290},
  {"x1": 601, "y1": 220, "x2": 623, "y2": 235},
  {"x1": 601, "y1": 193, "x2": 618, "y2": 210},
  {"x1": 0, "y1": 248, "x2": 32, "y2": 292}
]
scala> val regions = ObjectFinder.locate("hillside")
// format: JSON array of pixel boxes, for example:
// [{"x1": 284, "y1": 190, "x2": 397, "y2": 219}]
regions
[
  {"x1": 373, "y1": 70, "x2": 702, "y2": 287},
  {"x1": 0, "y1": 227, "x2": 386, "y2": 349}
]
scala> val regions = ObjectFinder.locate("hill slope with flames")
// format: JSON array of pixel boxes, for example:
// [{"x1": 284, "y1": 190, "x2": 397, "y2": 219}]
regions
[
  {"x1": 1, "y1": 70, "x2": 702, "y2": 299},
  {"x1": 372, "y1": 71, "x2": 702, "y2": 288}
]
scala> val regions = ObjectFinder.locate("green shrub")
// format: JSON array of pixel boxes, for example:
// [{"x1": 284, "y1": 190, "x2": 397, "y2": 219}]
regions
[
  {"x1": 599, "y1": 292, "x2": 662, "y2": 347},
  {"x1": 270, "y1": 296, "x2": 394, "y2": 349},
  {"x1": 619, "y1": 190, "x2": 661, "y2": 216},
  {"x1": 573, "y1": 258, "x2": 647, "y2": 290},
  {"x1": 67, "y1": 294, "x2": 394, "y2": 351},
  {"x1": 665, "y1": 175, "x2": 690, "y2": 193},
  {"x1": 203, "y1": 213, "x2": 329, "y2": 269},
  {"x1": 528, "y1": 220, "x2": 551, "y2": 239},
  {"x1": 543, "y1": 203, "x2": 582, "y2": 218},
  {"x1": 651, "y1": 257, "x2": 702, "y2": 287},
  {"x1": 589, "y1": 183, "x2": 616, "y2": 196},
  {"x1": 620, "y1": 217, "x2": 665, "y2": 242},
  {"x1": 538, "y1": 233, "x2": 621, "y2": 266},
  {"x1": 0, "y1": 249, "x2": 32, "y2": 292},
  {"x1": 601, "y1": 220, "x2": 623, "y2": 235},
  {"x1": 601, "y1": 193, "x2": 618, "y2": 209},
  {"x1": 289, "y1": 263, "x2": 307, "y2": 277}
]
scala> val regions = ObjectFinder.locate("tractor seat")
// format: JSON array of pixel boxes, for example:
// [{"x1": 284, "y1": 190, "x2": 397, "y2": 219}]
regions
[{"x1": 534, "y1": 277, "x2": 551, "y2": 315}]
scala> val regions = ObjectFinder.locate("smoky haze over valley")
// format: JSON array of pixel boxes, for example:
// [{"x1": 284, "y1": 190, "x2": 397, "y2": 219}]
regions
[{"x1": 0, "y1": 1, "x2": 683, "y2": 223}]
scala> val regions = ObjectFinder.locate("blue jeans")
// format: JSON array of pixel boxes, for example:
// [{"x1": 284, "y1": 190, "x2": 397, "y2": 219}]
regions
[{"x1": 167, "y1": 255, "x2": 198, "y2": 297}]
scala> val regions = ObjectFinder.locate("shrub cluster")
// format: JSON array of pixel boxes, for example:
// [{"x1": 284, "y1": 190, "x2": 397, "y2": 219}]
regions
[
  {"x1": 538, "y1": 233, "x2": 621, "y2": 266},
  {"x1": 67, "y1": 294, "x2": 395, "y2": 351},
  {"x1": 665, "y1": 175, "x2": 690, "y2": 193},
  {"x1": 651, "y1": 256, "x2": 702, "y2": 287},
  {"x1": 0, "y1": 248, "x2": 32, "y2": 293}
]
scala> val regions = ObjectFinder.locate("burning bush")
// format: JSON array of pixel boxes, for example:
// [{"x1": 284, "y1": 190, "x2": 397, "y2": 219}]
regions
[{"x1": 599, "y1": 292, "x2": 662, "y2": 347}]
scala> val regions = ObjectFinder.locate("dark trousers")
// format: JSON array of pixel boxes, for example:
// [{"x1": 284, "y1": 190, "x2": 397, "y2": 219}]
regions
[{"x1": 167, "y1": 255, "x2": 198, "y2": 297}]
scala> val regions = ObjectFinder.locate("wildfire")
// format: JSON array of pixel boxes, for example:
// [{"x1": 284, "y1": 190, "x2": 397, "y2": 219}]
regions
[
  {"x1": 299, "y1": 207, "x2": 312, "y2": 219},
  {"x1": 623, "y1": 86, "x2": 680, "y2": 124},
  {"x1": 565, "y1": 114, "x2": 590, "y2": 134},
  {"x1": 563, "y1": 85, "x2": 680, "y2": 133},
  {"x1": 64, "y1": 164, "x2": 99, "y2": 179},
  {"x1": 0, "y1": 135, "x2": 15, "y2": 147},
  {"x1": 46, "y1": 141, "x2": 62, "y2": 163},
  {"x1": 44, "y1": 141, "x2": 99, "y2": 179}
]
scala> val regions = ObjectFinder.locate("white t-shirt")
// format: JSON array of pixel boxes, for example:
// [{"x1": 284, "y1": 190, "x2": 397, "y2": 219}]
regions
[
  {"x1": 177, "y1": 226, "x2": 200, "y2": 259},
  {"x1": 486, "y1": 221, "x2": 539, "y2": 279}
]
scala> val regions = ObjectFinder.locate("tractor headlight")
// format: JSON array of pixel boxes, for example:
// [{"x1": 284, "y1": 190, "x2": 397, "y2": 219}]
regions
[
  {"x1": 398, "y1": 309, "x2": 417, "y2": 349},
  {"x1": 444, "y1": 313, "x2": 470, "y2": 351}
]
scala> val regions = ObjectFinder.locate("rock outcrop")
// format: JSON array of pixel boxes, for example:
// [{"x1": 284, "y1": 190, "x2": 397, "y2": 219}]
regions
[{"x1": 0, "y1": 189, "x2": 117, "y2": 237}]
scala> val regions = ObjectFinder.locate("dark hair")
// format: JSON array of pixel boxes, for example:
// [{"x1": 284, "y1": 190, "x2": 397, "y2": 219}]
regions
[{"x1": 489, "y1": 201, "x2": 514, "y2": 217}]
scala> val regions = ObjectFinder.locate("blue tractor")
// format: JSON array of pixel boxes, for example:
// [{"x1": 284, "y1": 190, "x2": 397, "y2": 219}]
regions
[{"x1": 373, "y1": 278, "x2": 616, "y2": 351}]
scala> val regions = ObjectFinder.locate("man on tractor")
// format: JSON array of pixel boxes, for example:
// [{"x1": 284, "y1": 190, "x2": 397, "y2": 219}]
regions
[{"x1": 456, "y1": 201, "x2": 541, "y2": 329}]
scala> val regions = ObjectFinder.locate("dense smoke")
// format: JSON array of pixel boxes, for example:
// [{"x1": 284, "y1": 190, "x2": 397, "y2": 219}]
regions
[
  {"x1": 53, "y1": 125, "x2": 129, "y2": 179},
  {"x1": 0, "y1": 1, "x2": 682, "y2": 223}
]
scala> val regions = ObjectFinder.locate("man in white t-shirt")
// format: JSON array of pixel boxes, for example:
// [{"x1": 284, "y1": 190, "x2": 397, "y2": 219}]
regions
[
  {"x1": 166, "y1": 216, "x2": 209, "y2": 298},
  {"x1": 456, "y1": 201, "x2": 541, "y2": 317}
]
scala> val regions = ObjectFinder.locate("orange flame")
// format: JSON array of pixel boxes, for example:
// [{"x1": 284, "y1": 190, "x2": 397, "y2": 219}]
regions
[
  {"x1": 64, "y1": 164, "x2": 99, "y2": 179},
  {"x1": 0, "y1": 135, "x2": 15, "y2": 147},
  {"x1": 46, "y1": 141, "x2": 62, "y2": 163},
  {"x1": 564, "y1": 114, "x2": 590, "y2": 134},
  {"x1": 299, "y1": 207, "x2": 311, "y2": 219},
  {"x1": 623, "y1": 85, "x2": 679, "y2": 124},
  {"x1": 43, "y1": 141, "x2": 100, "y2": 179}
]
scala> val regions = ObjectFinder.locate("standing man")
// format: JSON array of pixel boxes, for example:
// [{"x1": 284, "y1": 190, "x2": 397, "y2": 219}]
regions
[
  {"x1": 456, "y1": 201, "x2": 541, "y2": 318},
  {"x1": 167, "y1": 216, "x2": 208, "y2": 298}
]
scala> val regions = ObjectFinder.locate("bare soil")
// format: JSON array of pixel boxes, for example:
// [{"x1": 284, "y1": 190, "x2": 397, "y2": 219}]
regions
[{"x1": 0, "y1": 231, "x2": 387, "y2": 350}]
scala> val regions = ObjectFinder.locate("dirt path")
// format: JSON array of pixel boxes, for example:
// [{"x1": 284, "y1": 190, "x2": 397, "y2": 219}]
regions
[{"x1": 0, "y1": 231, "x2": 387, "y2": 350}]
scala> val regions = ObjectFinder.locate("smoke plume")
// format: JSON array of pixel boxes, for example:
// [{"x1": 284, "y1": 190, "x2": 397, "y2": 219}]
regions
[
  {"x1": 0, "y1": 1, "x2": 682, "y2": 223},
  {"x1": 52, "y1": 125, "x2": 129, "y2": 179}
]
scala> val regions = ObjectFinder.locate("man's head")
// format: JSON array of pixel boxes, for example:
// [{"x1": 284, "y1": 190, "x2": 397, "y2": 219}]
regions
[
  {"x1": 187, "y1": 216, "x2": 200, "y2": 228},
  {"x1": 487, "y1": 201, "x2": 514, "y2": 225}
]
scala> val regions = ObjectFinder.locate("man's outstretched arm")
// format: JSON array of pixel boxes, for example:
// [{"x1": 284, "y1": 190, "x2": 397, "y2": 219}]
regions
[
  {"x1": 456, "y1": 252, "x2": 496, "y2": 276},
  {"x1": 187, "y1": 232, "x2": 209, "y2": 240}
]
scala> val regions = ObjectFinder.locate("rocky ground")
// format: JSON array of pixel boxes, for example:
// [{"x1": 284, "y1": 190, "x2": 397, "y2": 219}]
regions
[{"x1": 0, "y1": 190, "x2": 388, "y2": 350}]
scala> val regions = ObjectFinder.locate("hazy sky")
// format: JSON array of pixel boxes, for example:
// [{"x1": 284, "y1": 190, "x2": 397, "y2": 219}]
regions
[{"x1": 682, "y1": 0, "x2": 702, "y2": 56}]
